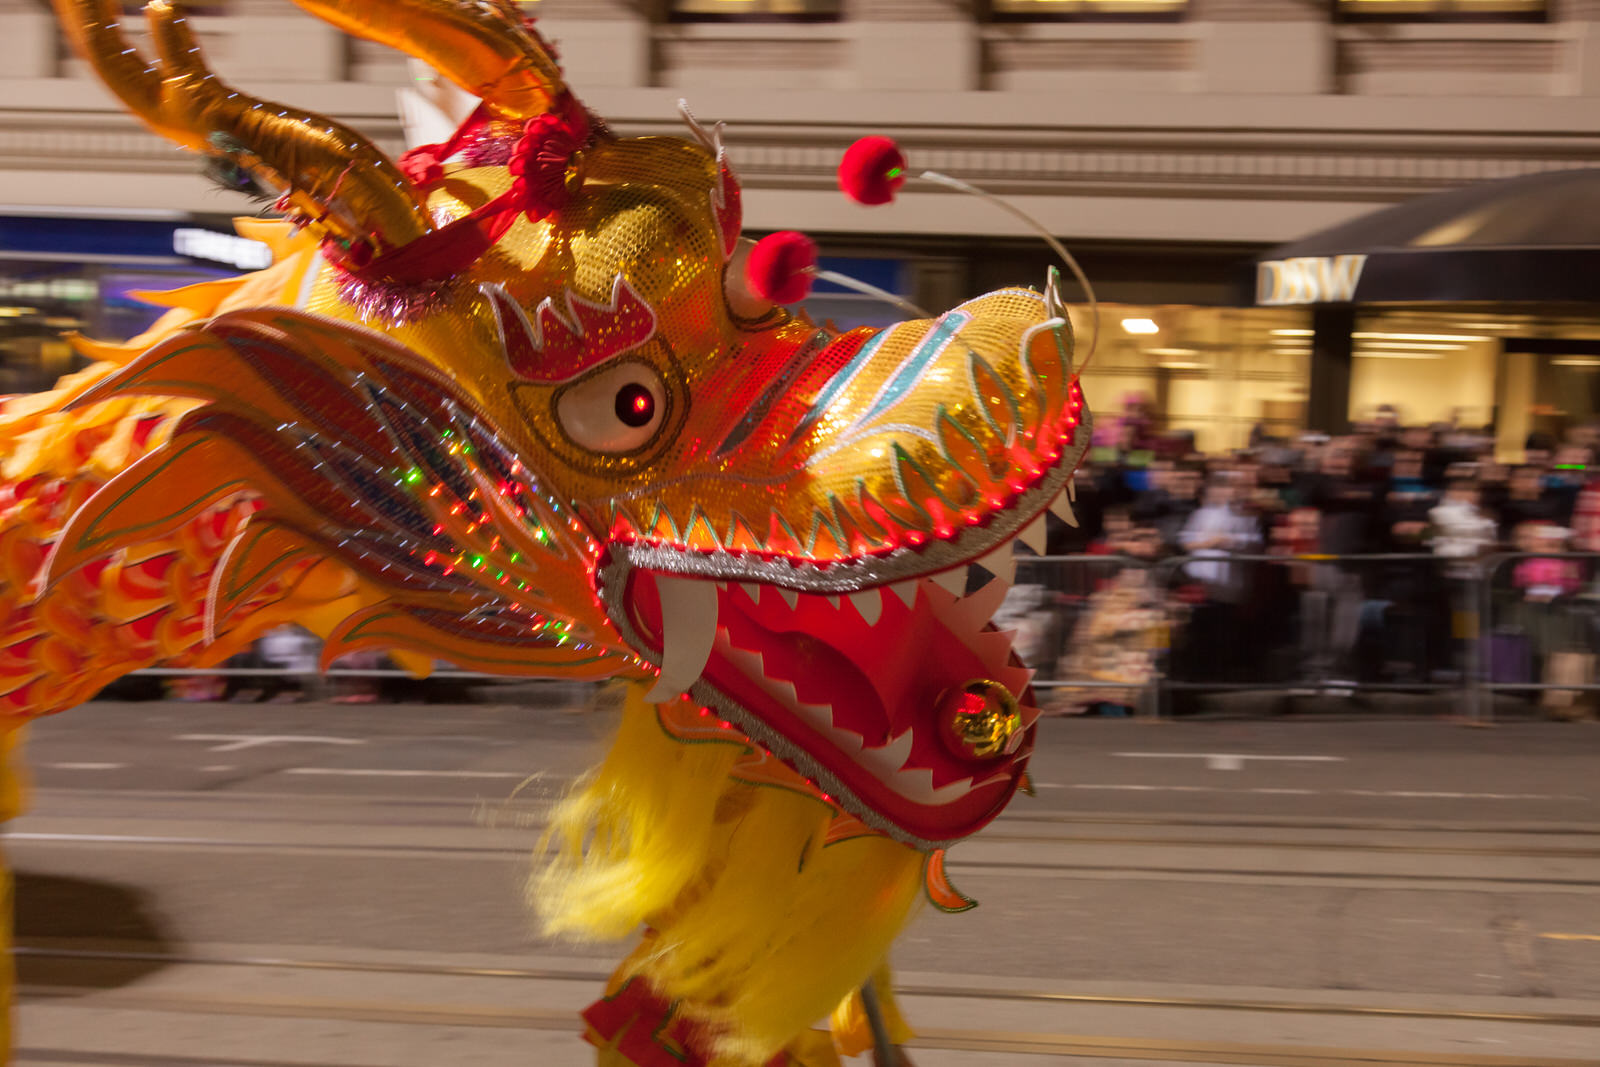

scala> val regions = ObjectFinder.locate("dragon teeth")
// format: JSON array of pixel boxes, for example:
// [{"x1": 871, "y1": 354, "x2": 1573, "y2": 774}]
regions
[
  {"x1": 932, "y1": 568, "x2": 967, "y2": 596},
  {"x1": 889, "y1": 580, "x2": 918, "y2": 609},
  {"x1": 976, "y1": 541, "x2": 1016, "y2": 586},
  {"x1": 951, "y1": 570, "x2": 1011, "y2": 631},
  {"x1": 849, "y1": 589, "x2": 883, "y2": 626},
  {"x1": 644, "y1": 574, "x2": 719, "y2": 702},
  {"x1": 777, "y1": 587, "x2": 799, "y2": 610},
  {"x1": 859, "y1": 731, "x2": 915, "y2": 778},
  {"x1": 1049, "y1": 491, "x2": 1078, "y2": 528},
  {"x1": 1018, "y1": 514, "x2": 1048, "y2": 555}
]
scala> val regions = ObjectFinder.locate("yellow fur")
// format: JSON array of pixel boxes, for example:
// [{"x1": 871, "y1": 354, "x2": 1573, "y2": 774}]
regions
[{"x1": 535, "y1": 685, "x2": 925, "y2": 1064}]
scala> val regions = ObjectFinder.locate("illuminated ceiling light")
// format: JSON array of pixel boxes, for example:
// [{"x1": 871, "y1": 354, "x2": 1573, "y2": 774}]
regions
[
  {"x1": 1270, "y1": 329, "x2": 1313, "y2": 337},
  {"x1": 1120, "y1": 318, "x2": 1159, "y2": 335},
  {"x1": 1552, "y1": 357, "x2": 1600, "y2": 368},
  {"x1": 1355, "y1": 341, "x2": 1466, "y2": 351},
  {"x1": 1158, "y1": 361, "x2": 1207, "y2": 370},
  {"x1": 1353, "y1": 351, "x2": 1445, "y2": 360},
  {"x1": 1352, "y1": 332, "x2": 1490, "y2": 343},
  {"x1": 1146, "y1": 347, "x2": 1199, "y2": 357}
]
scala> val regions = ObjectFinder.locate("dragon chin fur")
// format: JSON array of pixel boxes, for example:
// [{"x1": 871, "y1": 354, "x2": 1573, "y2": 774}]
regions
[{"x1": 0, "y1": 2, "x2": 1096, "y2": 1064}]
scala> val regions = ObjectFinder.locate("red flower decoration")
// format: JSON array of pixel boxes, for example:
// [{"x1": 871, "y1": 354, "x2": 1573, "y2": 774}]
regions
[
  {"x1": 509, "y1": 96, "x2": 591, "y2": 222},
  {"x1": 747, "y1": 231, "x2": 818, "y2": 305},
  {"x1": 839, "y1": 135, "x2": 907, "y2": 206},
  {"x1": 397, "y1": 145, "x2": 445, "y2": 187}
]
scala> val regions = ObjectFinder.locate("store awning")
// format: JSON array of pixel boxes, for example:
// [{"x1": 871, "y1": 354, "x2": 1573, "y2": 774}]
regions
[{"x1": 1253, "y1": 167, "x2": 1600, "y2": 306}]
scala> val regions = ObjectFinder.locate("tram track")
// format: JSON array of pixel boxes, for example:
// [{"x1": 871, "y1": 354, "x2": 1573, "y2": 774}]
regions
[
  {"x1": 13, "y1": 829, "x2": 1600, "y2": 889},
  {"x1": 15, "y1": 944, "x2": 1600, "y2": 1029},
  {"x1": 13, "y1": 946, "x2": 1600, "y2": 1067}
]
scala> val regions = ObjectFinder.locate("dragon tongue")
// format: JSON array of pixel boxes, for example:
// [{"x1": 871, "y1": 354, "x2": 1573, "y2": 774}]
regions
[{"x1": 645, "y1": 575, "x2": 719, "y2": 702}]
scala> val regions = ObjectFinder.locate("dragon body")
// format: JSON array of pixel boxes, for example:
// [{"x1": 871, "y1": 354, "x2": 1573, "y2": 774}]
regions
[{"x1": 1, "y1": 2, "x2": 1094, "y2": 1064}]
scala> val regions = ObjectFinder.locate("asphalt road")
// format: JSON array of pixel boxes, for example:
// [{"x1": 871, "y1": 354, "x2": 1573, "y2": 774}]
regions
[{"x1": 6, "y1": 687, "x2": 1600, "y2": 1066}]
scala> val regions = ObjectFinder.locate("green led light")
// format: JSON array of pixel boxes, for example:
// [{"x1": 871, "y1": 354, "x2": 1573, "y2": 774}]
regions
[
  {"x1": 403, "y1": 468, "x2": 423, "y2": 485},
  {"x1": 470, "y1": 554, "x2": 486, "y2": 568},
  {"x1": 886, "y1": 167, "x2": 904, "y2": 179}
]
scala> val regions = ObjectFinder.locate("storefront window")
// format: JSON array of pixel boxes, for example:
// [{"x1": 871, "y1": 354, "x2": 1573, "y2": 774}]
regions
[
  {"x1": 1334, "y1": 0, "x2": 1546, "y2": 21},
  {"x1": 1076, "y1": 305, "x2": 1311, "y2": 456},
  {"x1": 1346, "y1": 309, "x2": 1600, "y2": 461},
  {"x1": 0, "y1": 263, "x2": 236, "y2": 395},
  {"x1": 669, "y1": 0, "x2": 843, "y2": 20},
  {"x1": 987, "y1": 0, "x2": 1188, "y2": 20}
]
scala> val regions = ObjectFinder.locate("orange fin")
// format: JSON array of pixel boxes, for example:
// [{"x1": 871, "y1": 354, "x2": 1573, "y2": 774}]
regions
[{"x1": 924, "y1": 848, "x2": 978, "y2": 913}]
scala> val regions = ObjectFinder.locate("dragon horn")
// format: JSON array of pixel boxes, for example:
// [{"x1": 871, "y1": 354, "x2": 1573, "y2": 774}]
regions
[
  {"x1": 53, "y1": 0, "x2": 434, "y2": 262},
  {"x1": 288, "y1": 0, "x2": 568, "y2": 121}
]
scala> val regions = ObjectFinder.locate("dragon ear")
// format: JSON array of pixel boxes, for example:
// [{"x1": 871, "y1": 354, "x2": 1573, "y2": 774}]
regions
[
  {"x1": 288, "y1": 0, "x2": 570, "y2": 123},
  {"x1": 52, "y1": 0, "x2": 434, "y2": 267}
]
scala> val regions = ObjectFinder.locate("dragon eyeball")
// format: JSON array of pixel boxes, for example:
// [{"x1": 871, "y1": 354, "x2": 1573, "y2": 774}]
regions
[{"x1": 556, "y1": 362, "x2": 667, "y2": 453}]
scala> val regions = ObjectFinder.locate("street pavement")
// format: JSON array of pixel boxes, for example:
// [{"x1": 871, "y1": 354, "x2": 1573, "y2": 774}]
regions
[{"x1": 6, "y1": 685, "x2": 1600, "y2": 1066}]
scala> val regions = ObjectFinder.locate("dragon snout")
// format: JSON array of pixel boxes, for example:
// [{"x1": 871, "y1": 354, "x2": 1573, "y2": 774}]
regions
[{"x1": 789, "y1": 286, "x2": 1087, "y2": 555}]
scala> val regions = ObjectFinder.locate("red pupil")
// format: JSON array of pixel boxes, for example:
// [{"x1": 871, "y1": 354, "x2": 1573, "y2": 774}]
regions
[{"x1": 615, "y1": 385, "x2": 655, "y2": 427}]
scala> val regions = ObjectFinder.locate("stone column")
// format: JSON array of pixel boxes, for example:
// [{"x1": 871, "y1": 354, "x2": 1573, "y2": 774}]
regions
[
  {"x1": 1307, "y1": 304, "x2": 1354, "y2": 435},
  {"x1": 848, "y1": 0, "x2": 979, "y2": 93},
  {"x1": 1191, "y1": 0, "x2": 1333, "y2": 95},
  {"x1": 535, "y1": 0, "x2": 652, "y2": 89},
  {"x1": 0, "y1": 0, "x2": 59, "y2": 78},
  {"x1": 1555, "y1": 0, "x2": 1600, "y2": 96}
]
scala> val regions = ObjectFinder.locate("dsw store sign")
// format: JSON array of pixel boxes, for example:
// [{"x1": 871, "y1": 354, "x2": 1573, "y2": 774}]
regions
[{"x1": 1256, "y1": 255, "x2": 1367, "y2": 306}]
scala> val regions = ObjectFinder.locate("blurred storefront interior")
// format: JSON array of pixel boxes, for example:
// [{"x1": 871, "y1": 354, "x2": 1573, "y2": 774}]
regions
[
  {"x1": 5, "y1": 0, "x2": 1600, "y2": 458},
  {"x1": 0, "y1": 212, "x2": 262, "y2": 394}
]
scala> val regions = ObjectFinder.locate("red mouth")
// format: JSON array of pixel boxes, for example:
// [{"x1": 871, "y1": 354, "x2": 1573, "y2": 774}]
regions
[{"x1": 621, "y1": 566, "x2": 1038, "y2": 846}]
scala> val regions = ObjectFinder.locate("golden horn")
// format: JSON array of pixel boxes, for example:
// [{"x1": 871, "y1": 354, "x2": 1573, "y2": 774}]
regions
[
  {"x1": 288, "y1": 0, "x2": 567, "y2": 121},
  {"x1": 52, "y1": 0, "x2": 433, "y2": 259},
  {"x1": 146, "y1": 1, "x2": 433, "y2": 257}
]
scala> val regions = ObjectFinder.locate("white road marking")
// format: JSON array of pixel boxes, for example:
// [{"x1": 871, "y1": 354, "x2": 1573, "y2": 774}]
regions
[
  {"x1": 284, "y1": 768, "x2": 526, "y2": 779},
  {"x1": 1113, "y1": 752, "x2": 1346, "y2": 772},
  {"x1": 45, "y1": 762, "x2": 127, "y2": 771},
  {"x1": 1035, "y1": 783, "x2": 1583, "y2": 800},
  {"x1": 177, "y1": 734, "x2": 368, "y2": 753}
]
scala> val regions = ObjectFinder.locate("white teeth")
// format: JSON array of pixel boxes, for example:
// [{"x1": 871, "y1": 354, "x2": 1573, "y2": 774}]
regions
[
  {"x1": 952, "y1": 569, "x2": 1011, "y2": 630},
  {"x1": 645, "y1": 575, "x2": 719, "y2": 703},
  {"x1": 1067, "y1": 475, "x2": 1076, "y2": 503},
  {"x1": 859, "y1": 731, "x2": 914, "y2": 778},
  {"x1": 738, "y1": 582, "x2": 762, "y2": 603},
  {"x1": 849, "y1": 589, "x2": 884, "y2": 626},
  {"x1": 890, "y1": 580, "x2": 918, "y2": 609},
  {"x1": 1018, "y1": 514, "x2": 1048, "y2": 555},
  {"x1": 1049, "y1": 491, "x2": 1079, "y2": 528},
  {"x1": 977, "y1": 542, "x2": 1016, "y2": 586},
  {"x1": 892, "y1": 767, "x2": 977, "y2": 805},
  {"x1": 777, "y1": 587, "x2": 799, "y2": 610},
  {"x1": 933, "y1": 568, "x2": 968, "y2": 596},
  {"x1": 824, "y1": 594, "x2": 841, "y2": 610}
]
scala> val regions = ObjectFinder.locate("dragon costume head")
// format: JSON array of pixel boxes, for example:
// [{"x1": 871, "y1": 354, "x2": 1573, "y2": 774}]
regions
[{"x1": 44, "y1": 0, "x2": 1091, "y2": 853}]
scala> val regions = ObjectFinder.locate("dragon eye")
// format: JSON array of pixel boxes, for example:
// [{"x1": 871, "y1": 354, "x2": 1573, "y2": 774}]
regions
[
  {"x1": 556, "y1": 362, "x2": 667, "y2": 453},
  {"x1": 615, "y1": 383, "x2": 655, "y2": 427}
]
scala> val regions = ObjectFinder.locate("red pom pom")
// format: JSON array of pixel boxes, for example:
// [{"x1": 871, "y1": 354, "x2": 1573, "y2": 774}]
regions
[
  {"x1": 746, "y1": 231, "x2": 817, "y2": 305},
  {"x1": 838, "y1": 136, "x2": 907, "y2": 206}
]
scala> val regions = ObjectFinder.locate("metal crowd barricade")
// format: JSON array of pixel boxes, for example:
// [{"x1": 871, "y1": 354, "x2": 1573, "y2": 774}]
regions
[
  {"x1": 1012, "y1": 553, "x2": 1168, "y2": 718},
  {"x1": 117, "y1": 552, "x2": 1600, "y2": 722},
  {"x1": 1148, "y1": 551, "x2": 1458, "y2": 719},
  {"x1": 1476, "y1": 551, "x2": 1600, "y2": 721}
]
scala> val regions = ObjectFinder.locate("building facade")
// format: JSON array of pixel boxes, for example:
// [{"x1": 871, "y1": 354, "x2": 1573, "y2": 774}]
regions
[{"x1": 5, "y1": 0, "x2": 1600, "y2": 447}]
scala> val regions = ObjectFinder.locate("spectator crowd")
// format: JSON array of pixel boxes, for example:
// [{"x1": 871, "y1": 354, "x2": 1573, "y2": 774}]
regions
[{"x1": 1041, "y1": 398, "x2": 1600, "y2": 719}]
